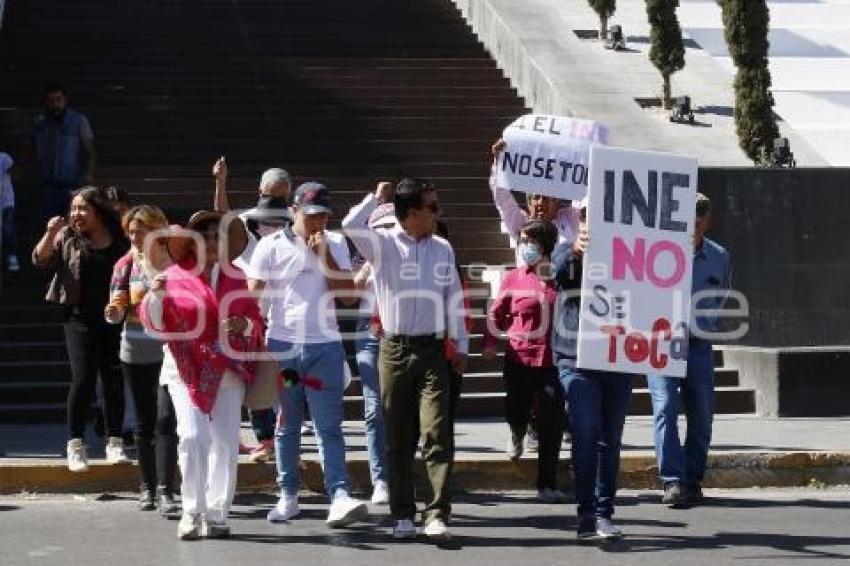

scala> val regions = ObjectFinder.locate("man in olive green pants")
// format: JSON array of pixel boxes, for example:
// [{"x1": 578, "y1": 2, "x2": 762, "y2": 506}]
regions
[
  {"x1": 380, "y1": 336, "x2": 452, "y2": 527},
  {"x1": 342, "y1": 179, "x2": 468, "y2": 540}
]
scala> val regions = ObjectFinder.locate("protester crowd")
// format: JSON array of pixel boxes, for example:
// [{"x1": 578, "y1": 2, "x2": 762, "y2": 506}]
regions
[{"x1": 19, "y1": 84, "x2": 732, "y2": 543}]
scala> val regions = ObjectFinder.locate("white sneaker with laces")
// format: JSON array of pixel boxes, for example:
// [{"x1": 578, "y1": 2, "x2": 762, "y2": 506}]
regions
[
  {"x1": 524, "y1": 430, "x2": 539, "y2": 452},
  {"x1": 392, "y1": 518, "x2": 417, "y2": 539},
  {"x1": 371, "y1": 480, "x2": 389, "y2": 505},
  {"x1": 300, "y1": 421, "x2": 314, "y2": 435},
  {"x1": 105, "y1": 437, "x2": 129, "y2": 463},
  {"x1": 178, "y1": 513, "x2": 202, "y2": 540},
  {"x1": 326, "y1": 490, "x2": 368, "y2": 527},
  {"x1": 66, "y1": 439, "x2": 88, "y2": 473},
  {"x1": 506, "y1": 433, "x2": 523, "y2": 461},
  {"x1": 267, "y1": 492, "x2": 300, "y2": 522},
  {"x1": 423, "y1": 518, "x2": 451, "y2": 540}
]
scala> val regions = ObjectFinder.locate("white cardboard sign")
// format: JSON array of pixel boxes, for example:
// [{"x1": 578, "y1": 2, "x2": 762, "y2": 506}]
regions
[
  {"x1": 576, "y1": 145, "x2": 697, "y2": 377},
  {"x1": 495, "y1": 114, "x2": 608, "y2": 200}
]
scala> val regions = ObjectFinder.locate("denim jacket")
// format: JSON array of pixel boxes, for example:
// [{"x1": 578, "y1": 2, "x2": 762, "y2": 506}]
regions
[
  {"x1": 33, "y1": 109, "x2": 90, "y2": 186},
  {"x1": 551, "y1": 242, "x2": 583, "y2": 367}
]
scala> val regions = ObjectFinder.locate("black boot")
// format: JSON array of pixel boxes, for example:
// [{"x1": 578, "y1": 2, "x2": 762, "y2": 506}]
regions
[
  {"x1": 156, "y1": 433, "x2": 180, "y2": 518},
  {"x1": 136, "y1": 433, "x2": 158, "y2": 499}
]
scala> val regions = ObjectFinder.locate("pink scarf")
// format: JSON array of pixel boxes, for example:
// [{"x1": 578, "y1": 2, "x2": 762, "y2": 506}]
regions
[{"x1": 140, "y1": 259, "x2": 264, "y2": 414}]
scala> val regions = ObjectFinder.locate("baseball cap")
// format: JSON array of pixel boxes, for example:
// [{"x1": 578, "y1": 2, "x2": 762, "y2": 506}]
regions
[
  {"x1": 368, "y1": 203, "x2": 397, "y2": 228},
  {"x1": 293, "y1": 182, "x2": 331, "y2": 215}
]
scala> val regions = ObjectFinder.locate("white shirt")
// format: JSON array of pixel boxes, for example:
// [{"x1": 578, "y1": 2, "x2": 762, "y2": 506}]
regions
[
  {"x1": 247, "y1": 228, "x2": 351, "y2": 344},
  {"x1": 341, "y1": 193, "x2": 469, "y2": 354}
]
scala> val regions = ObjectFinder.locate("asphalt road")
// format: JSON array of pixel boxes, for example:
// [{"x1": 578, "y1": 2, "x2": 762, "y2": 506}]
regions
[{"x1": 1, "y1": 488, "x2": 848, "y2": 566}]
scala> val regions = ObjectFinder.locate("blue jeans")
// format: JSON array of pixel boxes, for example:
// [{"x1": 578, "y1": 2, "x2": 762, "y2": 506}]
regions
[
  {"x1": 354, "y1": 317, "x2": 387, "y2": 485},
  {"x1": 267, "y1": 339, "x2": 350, "y2": 497},
  {"x1": 647, "y1": 339, "x2": 715, "y2": 487},
  {"x1": 558, "y1": 366, "x2": 633, "y2": 519}
]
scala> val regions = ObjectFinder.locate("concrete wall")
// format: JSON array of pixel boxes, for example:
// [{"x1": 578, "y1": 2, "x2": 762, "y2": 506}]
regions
[
  {"x1": 700, "y1": 168, "x2": 850, "y2": 348},
  {"x1": 723, "y1": 347, "x2": 850, "y2": 417}
]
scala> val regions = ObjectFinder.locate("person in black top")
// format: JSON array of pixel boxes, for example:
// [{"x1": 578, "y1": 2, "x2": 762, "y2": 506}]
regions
[{"x1": 32, "y1": 186, "x2": 129, "y2": 472}]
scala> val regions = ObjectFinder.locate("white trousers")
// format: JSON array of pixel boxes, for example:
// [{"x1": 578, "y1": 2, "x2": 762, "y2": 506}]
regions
[{"x1": 169, "y1": 372, "x2": 244, "y2": 523}]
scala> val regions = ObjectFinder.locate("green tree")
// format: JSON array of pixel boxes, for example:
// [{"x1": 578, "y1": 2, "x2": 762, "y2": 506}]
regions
[
  {"x1": 719, "y1": 0, "x2": 779, "y2": 164},
  {"x1": 646, "y1": 0, "x2": 685, "y2": 109},
  {"x1": 588, "y1": 0, "x2": 616, "y2": 40}
]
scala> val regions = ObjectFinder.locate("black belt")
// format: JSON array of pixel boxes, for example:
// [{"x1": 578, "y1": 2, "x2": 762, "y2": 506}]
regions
[{"x1": 382, "y1": 333, "x2": 443, "y2": 343}]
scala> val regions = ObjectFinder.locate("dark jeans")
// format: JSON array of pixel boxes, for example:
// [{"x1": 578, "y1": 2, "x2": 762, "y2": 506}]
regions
[
  {"x1": 250, "y1": 407, "x2": 276, "y2": 442},
  {"x1": 504, "y1": 359, "x2": 565, "y2": 489},
  {"x1": 122, "y1": 362, "x2": 178, "y2": 492},
  {"x1": 380, "y1": 335, "x2": 453, "y2": 524},
  {"x1": 558, "y1": 366, "x2": 633, "y2": 519},
  {"x1": 1, "y1": 206, "x2": 17, "y2": 259},
  {"x1": 64, "y1": 317, "x2": 124, "y2": 439}
]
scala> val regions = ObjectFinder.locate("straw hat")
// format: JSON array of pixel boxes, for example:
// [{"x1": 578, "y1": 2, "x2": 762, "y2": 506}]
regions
[{"x1": 166, "y1": 210, "x2": 248, "y2": 263}]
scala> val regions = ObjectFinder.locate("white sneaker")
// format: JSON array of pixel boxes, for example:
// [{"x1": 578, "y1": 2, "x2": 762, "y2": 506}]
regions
[
  {"x1": 267, "y1": 492, "x2": 300, "y2": 522},
  {"x1": 178, "y1": 513, "x2": 202, "y2": 540},
  {"x1": 371, "y1": 480, "x2": 389, "y2": 505},
  {"x1": 6, "y1": 255, "x2": 20, "y2": 273},
  {"x1": 423, "y1": 518, "x2": 451, "y2": 540},
  {"x1": 525, "y1": 430, "x2": 539, "y2": 452},
  {"x1": 392, "y1": 518, "x2": 417, "y2": 539},
  {"x1": 300, "y1": 421, "x2": 314, "y2": 435},
  {"x1": 506, "y1": 433, "x2": 523, "y2": 461},
  {"x1": 66, "y1": 439, "x2": 88, "y2": 473},
  {"x1": 537, "y1": 487, "x2": 568, "y2": 503},
  {"x1": 326, "y1": 490, "x2": 368, "y2": 528},
  {"x1": 105, "y1": 437, "x2": 129, "y2": 463}
]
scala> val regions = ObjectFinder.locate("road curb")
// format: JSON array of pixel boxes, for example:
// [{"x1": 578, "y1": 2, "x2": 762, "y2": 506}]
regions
[{"x1": 2, "y1": 451, "x2": 848, "y2": 495}]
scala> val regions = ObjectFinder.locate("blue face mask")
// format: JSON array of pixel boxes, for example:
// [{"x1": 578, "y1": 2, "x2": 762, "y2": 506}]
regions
[{"x1": 519, "y1": 242, "x2": 541, "y2": 266}]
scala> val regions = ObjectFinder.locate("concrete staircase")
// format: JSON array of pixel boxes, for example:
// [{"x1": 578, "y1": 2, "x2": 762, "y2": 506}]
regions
[{"x1": 0, "y1": 0, "x2": 755, "y2": 423}]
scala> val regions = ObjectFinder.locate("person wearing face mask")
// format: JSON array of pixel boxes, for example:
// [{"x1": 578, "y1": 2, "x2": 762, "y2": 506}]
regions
[
  {"x1": 489, "y1": 139, "x2": 580, "y2": 452},
  {"x1": 32, "y1": 84, "x2": 96, "y2": 220},
  {"x1": 482, "y1": 220, "x2": 566, "y2": 502}
]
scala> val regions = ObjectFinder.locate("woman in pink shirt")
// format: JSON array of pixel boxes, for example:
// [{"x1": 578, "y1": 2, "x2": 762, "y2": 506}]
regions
[{"x1": 483, "y1": 219, "x2": 567, "y2": 502}]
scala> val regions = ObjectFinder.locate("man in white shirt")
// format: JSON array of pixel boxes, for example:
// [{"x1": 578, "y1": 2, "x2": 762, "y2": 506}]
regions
[
  {"x1": 247, "y1": 182, "x2": 367, "y2": 528},
  {"x1": 342, "y1": 178, "x2": 469, "y2": 541}
]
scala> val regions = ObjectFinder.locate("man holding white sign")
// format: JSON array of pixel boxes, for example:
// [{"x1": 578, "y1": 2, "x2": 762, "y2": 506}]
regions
[
  {"x1": 552, "y1": 145, "x2": 698, "y2": 541},
  {"x1": 647, "y1": 193, "x2": 732, "y2": 508}
]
